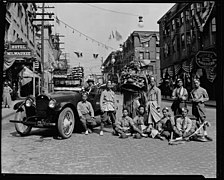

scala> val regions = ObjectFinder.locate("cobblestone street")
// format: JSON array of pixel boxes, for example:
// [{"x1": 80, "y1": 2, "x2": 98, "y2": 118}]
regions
[{"x1": 1, "y1": 101, "x2": 216, "y2": 177}]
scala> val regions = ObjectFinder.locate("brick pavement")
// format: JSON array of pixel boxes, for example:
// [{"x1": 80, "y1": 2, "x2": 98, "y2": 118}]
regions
[
  {"x1": 1, "y1": 99, "x2": 216, "y2": 177},
  {"x1": 2, "y1": 122, "x2": 216, "y2": 177}
]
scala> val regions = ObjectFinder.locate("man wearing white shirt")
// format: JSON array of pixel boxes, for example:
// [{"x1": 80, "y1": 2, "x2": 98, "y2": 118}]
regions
[{"x1": 171, "y1": 78, "x2": 188, "y2": 115}]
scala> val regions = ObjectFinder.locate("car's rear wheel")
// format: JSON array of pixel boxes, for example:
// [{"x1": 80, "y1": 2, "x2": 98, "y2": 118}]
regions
[
  {"x1": 57, "y1": 107, "x2": 75, "y2": 139},
  {"x1": 15, "y1": 106, "x2": 32, "y2": 136}
]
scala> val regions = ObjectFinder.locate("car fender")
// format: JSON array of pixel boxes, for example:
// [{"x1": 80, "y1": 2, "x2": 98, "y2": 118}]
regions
[
  {"x1": 55, "y1": 102, "x2": 76, "y2": 112},
  {"x1": 13, "y1": 101, "x2": 25, "y2": 111}
]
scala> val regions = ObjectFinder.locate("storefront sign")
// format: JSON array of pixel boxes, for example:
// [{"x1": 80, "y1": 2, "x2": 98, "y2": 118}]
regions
[
  {"x1": 196, "y1": 51, "x2": 217, "y2": 68},
  {"x1": 6, "y1": 38, "x2": 32, "y2": 58},
  {"x1": 6, "y1": 51, "x2": 31, "y2": 56}
]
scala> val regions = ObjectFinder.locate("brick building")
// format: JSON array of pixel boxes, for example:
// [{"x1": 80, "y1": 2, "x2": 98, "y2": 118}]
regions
[
  {"x1": 157, "y1": 2, "x2": 216, "y2": 99},
  {"x1": 102, "y1": 31, "x2": 160, "y2": 85}
]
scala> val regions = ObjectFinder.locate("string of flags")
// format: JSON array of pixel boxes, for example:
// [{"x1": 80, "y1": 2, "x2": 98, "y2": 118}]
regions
[
  {"x1": 74, "y1": 51, "x2": 99, "y2": 59},
  {"x1": 55, "y1": 16, "x2": 117, "y2": 51}
]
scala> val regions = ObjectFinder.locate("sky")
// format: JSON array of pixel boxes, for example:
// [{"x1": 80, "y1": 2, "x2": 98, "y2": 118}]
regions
[{"x1": 46, "y1": 3, "x2": 175, "y2": 77}]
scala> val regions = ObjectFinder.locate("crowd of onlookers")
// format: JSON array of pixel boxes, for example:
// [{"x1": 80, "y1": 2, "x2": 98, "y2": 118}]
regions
[{"x1": 77, "y1": 76, "x2": 212, "y2": 143}]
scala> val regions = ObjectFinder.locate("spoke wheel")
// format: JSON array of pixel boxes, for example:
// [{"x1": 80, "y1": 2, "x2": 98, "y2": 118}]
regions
[
  {"x1": 57, "y1": 107, "x2": 75, "y2": 139},
  {"x1": 15, "y1": 105, "x2": 32, "y2": 136}
]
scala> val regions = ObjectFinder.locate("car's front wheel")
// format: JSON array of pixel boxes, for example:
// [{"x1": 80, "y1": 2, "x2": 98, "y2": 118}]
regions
[
  {"x1": 15, "y1": 106, "x2": 32, "y2": 136},
  {"x1": 57, "y1": 107, "x2": 75, "y2": 139}
]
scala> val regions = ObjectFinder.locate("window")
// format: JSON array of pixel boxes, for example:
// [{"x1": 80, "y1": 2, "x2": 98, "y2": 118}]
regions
[
  {"x1": 181, "y1": 34, "x2": 185, "y2": 49},
  {"x1": 176, "y1": 18, "x2": 180, "y2": 28},
  {"x1": 191, "y1": 4, "x2": 195, "y2": 16},
  {"x1": 196, "y1": 3, "x2": 201, "y2": 12},
  {"x1": 156, "y1": 52, "x2": 160, "y2": 60},
  {"x1": 177, "y1": 35, "x2": 180, "y2": 51},
  {"x1": 172, "y1": 19, "x2": 175, "y2": 31},
  {"x1": 145, "y1": 52, "x2": 150, "y2": 59},
  {"x1": 185, "y1": 10, "x2": 190, "y2": 21},
  {"x1": 211, "y1": 17, "x2": 216, "y2": 32},
  {"x1": 186, "y1": 32, "x2": 191, "y2": 45},
  {"x1": 172, "y1": 39, "x2": 176, "y2": 53},
  {"x1": 180, "y1": 12, "x2": 184, "y2": 24},
  {"x1": 139, "y1": 52, "x2": 144, "y2": 59}
]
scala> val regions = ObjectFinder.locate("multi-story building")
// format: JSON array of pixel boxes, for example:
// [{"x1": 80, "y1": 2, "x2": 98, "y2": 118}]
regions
[
  {"x1": 157, "y1": 2, "x2": 216, "y2": 99},
  {"x1": 4, "y1": 2, "x2": 41, "y2": 98},
  {"x1": 102, "y1": 31, "x2": 160, "y2": 85},
  {"x1": 4, "y1": 2, "x2": 61, "y2": 97}
]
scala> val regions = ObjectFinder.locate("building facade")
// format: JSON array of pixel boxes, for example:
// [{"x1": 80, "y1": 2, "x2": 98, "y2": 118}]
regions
[
  {"x1": 4, "y1": 2, "x2": 61, "y2": 98},
  {"x1": 157, "y1": 2, "x2": 216, "y2": 99},
  {"x1": 102, "y1": 31, "x2": 160, "y2": 85},
  {"x1": 4, "y1": 2, "x2": 41, "y2": 98}
]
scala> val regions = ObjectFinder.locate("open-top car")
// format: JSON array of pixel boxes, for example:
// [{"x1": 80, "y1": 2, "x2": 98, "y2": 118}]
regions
[{"x1": 9, "y1": 86, "x2": 105, "y2": 139}]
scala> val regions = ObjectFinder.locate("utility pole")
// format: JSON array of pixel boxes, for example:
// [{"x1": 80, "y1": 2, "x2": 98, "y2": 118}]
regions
[
  {"x1": 32, "y1": 4, "x2": 54, "y2": 93},
  {"x1": 41, "y1": 3, "x2": 45, "y2": 92}
]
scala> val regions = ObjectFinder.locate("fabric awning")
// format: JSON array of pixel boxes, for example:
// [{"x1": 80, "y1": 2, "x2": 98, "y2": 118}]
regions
[
  {"x1": 19, "y1": 66, "x2": 40, "y2": 86},
  {"x1": 22, "y1": 66, "x2": 40, "y2": 78}
]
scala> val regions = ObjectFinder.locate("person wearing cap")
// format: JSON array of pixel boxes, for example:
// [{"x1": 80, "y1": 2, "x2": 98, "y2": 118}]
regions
[
  {"x1": 145, "y1": 76, "x2": 162, "y2": 128},
  {"x1": 77, "y1": 93, "x2": 96, "y2": 135},
  {"x1": 113, "y1": 108, "x2": 135, "y2": 138},
  {"x1": 190, "y1": 78, "x2": 212, "y2": 141},
  {"x1": 85, "y1": 78, "x2": 95, "y2": 94},
  {"x1": 171, "y1": 78, "x2": 188, "y2": 115},
  {"x1": 172, "y1": 107, "x2": 196, "y2": 139},
  {"x1": 2, "y1": 81, "x2": 13, "y2": 108},
  {"x1": 156, "y1": 107, "x2": 175, "y2": 140},
  {"x1": 99, "y1": 80, "x2": 116, "y2": 136}
]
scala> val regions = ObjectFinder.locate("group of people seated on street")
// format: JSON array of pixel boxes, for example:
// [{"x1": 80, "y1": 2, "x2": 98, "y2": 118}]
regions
[{"x1": 76, "y1": 76, "x2": 212, "y2": 143}]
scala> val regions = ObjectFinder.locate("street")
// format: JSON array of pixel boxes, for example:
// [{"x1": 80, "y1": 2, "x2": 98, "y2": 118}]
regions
[{"x1": 1, "y1": 100, "x2": 216, "y2": 177}]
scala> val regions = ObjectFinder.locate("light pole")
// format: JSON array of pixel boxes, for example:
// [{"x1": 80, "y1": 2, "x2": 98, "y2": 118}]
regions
[{"x1": 111, "y1": 54, "x2": 115, "y2": 81}]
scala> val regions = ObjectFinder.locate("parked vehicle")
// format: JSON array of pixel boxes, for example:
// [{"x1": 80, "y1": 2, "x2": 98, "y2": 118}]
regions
[{"x1": 9, "y1": 85, "x2": 105, "y2": 139}]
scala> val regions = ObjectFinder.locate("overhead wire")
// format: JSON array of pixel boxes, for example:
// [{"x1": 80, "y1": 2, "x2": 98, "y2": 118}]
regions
[{"x1": 85, "y1": 3, "x2": 141, "y2": 17}]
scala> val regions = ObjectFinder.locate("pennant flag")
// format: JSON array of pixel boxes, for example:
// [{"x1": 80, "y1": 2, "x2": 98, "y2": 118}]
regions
[
  {"x1": 115, "y1": 30, "x2": 122, "y2": 41},
  {"x1": 56, "y1": 16, "x2": 60, "y2": 25},
  {"x1": 112, "y1": 31, "x2": 115, "y2": 38},
  {"x1": 93, "y1": 54, "x2": 98, "y2": 59},
  {"x1": 74, "y1": 51, "x2": 82, "y2": 58},
  {"x1": 109, "y1": 34, "x2": 112, "y2": 40}
]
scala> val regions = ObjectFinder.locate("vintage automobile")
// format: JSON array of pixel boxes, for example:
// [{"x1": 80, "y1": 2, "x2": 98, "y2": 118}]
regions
[{"x1": 10, "y1": 85, "x2": 105, "y2": 139}]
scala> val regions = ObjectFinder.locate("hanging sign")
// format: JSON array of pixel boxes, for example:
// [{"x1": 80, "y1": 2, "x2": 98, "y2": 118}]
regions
[
  {"x1": 196, "y1": 51, "x2": 217, "y2": 68},
  {"x1": 6, "y1": 38, "x2": 32, "y2": 57}
]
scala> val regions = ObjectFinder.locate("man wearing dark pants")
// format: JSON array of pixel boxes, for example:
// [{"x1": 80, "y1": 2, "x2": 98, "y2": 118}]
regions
[
  {"x1": 77, "y1": 93, "x2": 96, "y2": 135},
  {"x1": 99, "y1": 81, "x2": 116, "y2": 136}
]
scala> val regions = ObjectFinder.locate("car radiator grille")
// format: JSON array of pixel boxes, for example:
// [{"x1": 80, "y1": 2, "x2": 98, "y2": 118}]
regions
[{"x1": 36, "y1": 98, "x2": 49, "y2": 117}]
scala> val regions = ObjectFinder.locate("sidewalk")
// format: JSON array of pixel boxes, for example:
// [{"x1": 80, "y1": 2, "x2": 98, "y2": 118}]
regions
[
  {"x1": 162, "y1": 96, "x2": 216, "y2": 108},
  {"x1": 1, "y1": 100, "x2": 22, "y2": 119}
]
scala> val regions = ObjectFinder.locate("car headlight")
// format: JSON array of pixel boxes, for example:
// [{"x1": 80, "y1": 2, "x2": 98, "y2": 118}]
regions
[
  {"x1": 49, "y1": 99, "x2": 56, "y2": 108},
  {"x1": 25, "y1": 98, "x2": 33, "y2": 107}
]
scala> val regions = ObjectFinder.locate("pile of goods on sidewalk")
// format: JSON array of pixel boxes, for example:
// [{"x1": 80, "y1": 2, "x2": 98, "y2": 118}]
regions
[
  {"x1": 68, "y1": 66, "x2": 84, "y2": 79},
  {"x1": 120, "y1": 61, "x2": 148, "y2": 92}
]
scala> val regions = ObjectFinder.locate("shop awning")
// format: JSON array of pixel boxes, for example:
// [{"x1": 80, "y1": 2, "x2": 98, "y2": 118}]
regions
[
  {"x1": 19, "y1": 66, "x2": 40, "y2": 86},
  {"x1": 21, "y1": 66, "x2": 40, "y2": 78}
]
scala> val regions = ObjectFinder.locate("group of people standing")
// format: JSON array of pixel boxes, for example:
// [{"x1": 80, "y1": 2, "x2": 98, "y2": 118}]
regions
[{"x1": 76, "y1": 76, "x2": 212, "y2": 142}]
